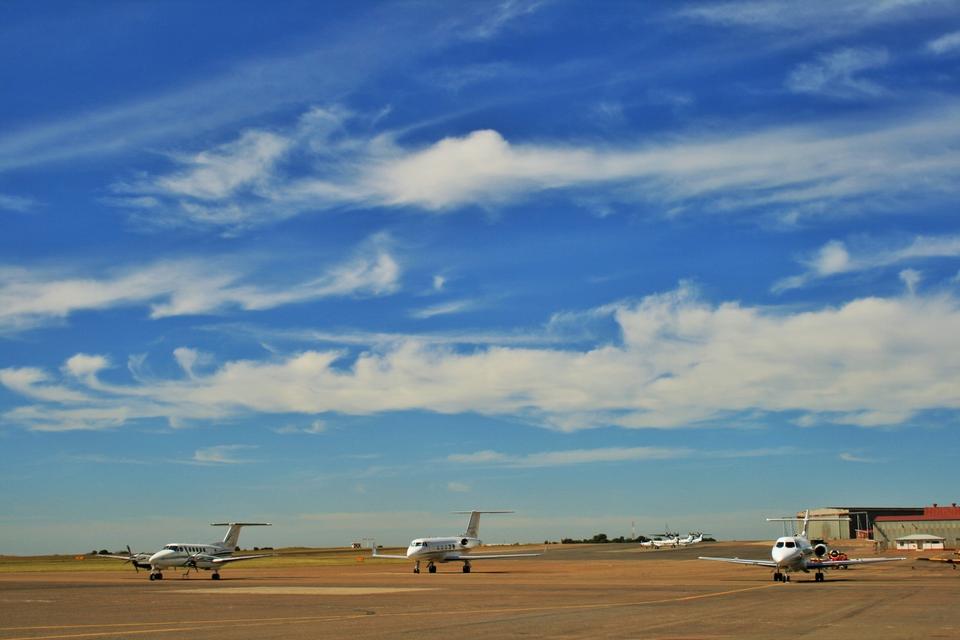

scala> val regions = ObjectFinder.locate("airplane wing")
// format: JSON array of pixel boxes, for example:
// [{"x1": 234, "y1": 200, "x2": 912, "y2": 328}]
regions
[
  {"x1": 806, "y1": 556, "x2": 905, "y2": 569},
  {"x1": 371, "y1": 548, "x2": 408, "y2": 559},
  {"x1": 207, "y1": 553, "x2": 275, "y2": 565},
  {"x1": 442, "y1": 552, "x2": 542, "y2": 560},
  {"x1": 919, "y1": 557, "x2": 958, "y2": 564},
  {"x1": 698, "y1": 556, "x2": 778, "y2": 567}
]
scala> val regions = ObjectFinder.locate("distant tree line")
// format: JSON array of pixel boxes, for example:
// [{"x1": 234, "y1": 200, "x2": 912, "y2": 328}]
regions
[{"x1": 559, "y1": 533, "x2": 651, "y2": 544}]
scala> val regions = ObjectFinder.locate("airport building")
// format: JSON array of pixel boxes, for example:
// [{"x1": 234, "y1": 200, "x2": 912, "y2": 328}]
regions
[
  {"x1": 800, "y1": 507, "x2": 925, "y2": 541},
  {"x1": 873, "y1": 504, "x2": 960, "y2": 550}
]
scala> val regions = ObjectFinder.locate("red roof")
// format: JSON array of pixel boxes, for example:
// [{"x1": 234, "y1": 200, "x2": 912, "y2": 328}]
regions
[{"x1": 876, "y1": 505, "x2": 960, "y2": 522}]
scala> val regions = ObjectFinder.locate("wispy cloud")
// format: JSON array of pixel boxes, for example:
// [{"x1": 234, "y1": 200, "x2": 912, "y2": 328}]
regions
[
  {"x1": 676, "y1": 1, "x2": 951, "y2": 38},
  {"x1": 786, "y1": 48, "x2": 889, "y2": 99},
  {"x1": 115, "y1": 101, "x2": 960, "y2": 228},
  {"x1": 773, "y1": 234, "x2": 960, "y2": 292},
  {"x1": 192, "y1": 444, "x2": 258, "y2": 465},
  {"x1": 409, "y1": 299, "x2": 479, "y2": 319},
  {"x1": 0, "y1": 194, "x2": 36, "y2": 213},
  {"x1": 839, "y1": 452, "x2": 881, "y2": 463},
  {"x1": 447, "y1": 481, "x2": 471, "y2": 493},
  {"x1": 447, "y1": 445, "x2": 796, "y2": 468},
  {"x1": 5, "y1": 287, "x2": 959, "y2": 432},
  {"x1": 0, "y1": 237, "x2": 399, "y2": 334},
  {"x1": 927, "y1": 30, "x2": 960, "y2": 55}
]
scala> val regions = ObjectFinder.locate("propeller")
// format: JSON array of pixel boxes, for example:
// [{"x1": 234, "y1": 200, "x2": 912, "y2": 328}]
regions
[
  {"x1": 122, "y1": 545, "x2": 140, "y2": 573},
  {"x1": 182, "y1": 551, "x2": 204, "y2": 577}
]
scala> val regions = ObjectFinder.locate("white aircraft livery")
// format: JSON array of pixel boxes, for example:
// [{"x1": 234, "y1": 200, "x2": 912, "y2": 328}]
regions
[
  {"x1": 100, "y1": 522, "x2": 272, "y2": 581},
  {"x1": 699, "y1": 511, "x2": 905, "y2": 582},
  {"x1": 372, "y1": 510, "x2": 541, "y2": 574}
]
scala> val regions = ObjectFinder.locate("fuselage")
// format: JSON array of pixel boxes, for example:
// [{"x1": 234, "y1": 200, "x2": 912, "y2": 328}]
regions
[
  {"x1": 405, "y1": 536, "x2": 481, "y2": 562},
  {"x1": 771, "y1": 535, "x2": 814, "y2": 572},
  {"x1": 148, "y1": 543, "x2": 232, "y2": 569}
]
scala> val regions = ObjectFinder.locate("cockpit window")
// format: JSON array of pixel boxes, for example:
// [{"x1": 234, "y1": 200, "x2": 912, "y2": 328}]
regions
[
  {"x1": 775, "y1": 541, "x2": 784, "y2": 548},
  {"x1": 785, "y1": 541, "x2": 796, "y2": 548}
]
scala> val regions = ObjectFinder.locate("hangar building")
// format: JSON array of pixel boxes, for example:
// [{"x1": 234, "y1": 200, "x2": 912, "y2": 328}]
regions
[
  {"x1": 873, "y1": 504, "x2": 960, "y2": 550},
  {"x1": 799, "y1": 507, "x2": 924, "y2": 541}
]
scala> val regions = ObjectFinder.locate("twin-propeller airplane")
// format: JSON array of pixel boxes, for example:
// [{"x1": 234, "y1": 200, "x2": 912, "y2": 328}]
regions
[
  {"x1": 372, "y1": 510, "x2": 542, "y2": 573},
  {"x1": 699, "y1": 510, "x2": 905, "y2": 582},
  {"x1": 99, "y1": 522, "x2": 272, "y2": 581}
]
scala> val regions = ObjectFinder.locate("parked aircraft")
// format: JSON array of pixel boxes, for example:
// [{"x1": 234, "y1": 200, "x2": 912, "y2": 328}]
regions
[
  {"x1": 98, "y1": 522, "x2": 272, "y2": 581},
  {"x1": 699, "y1": 511, "x2": 904, "y2": 582},
  {"x1": 920, "y1": 551, "x2": 960, "y2": 568},
  {"x1": 679, "y1": 532, "x2": 708, "y2": 546},
  {"x1": 371, "y1": 510, "x2": 541, "y2": 574}
]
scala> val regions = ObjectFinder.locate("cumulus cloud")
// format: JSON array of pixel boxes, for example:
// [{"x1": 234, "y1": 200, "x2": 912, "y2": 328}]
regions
[
  {"x1": 0, "y1": 238, "x2": 400, "y2": 333},
  {"x1": 3, "y1": 287, "x2": 959, "y2": 432},
  {"x1": 786, "y1": 48, "x2": 889, "y2": 99},
  {"x1": 774, "y1": 234, "x2": 960, "y2": 292},
  {"x1": 114, "y1": 100, "x2": 960, "y2": 227}
]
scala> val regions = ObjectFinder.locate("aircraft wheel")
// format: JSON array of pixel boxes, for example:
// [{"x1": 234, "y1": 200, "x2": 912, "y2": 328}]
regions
[
  {"x1": 413, "y1": 567, "x2": 420, "y2": 574},
  {"x1": 784, "y1": 575, "x2": 790, "y2": 582},
  {"x1": 428, "y1": 565, "x2": 437, "y2": 574},
  {"x1": 462, "y1": 564, "x2": 471, "y2": 573},
  {"x1": 211, "y1": 573, "x2": 220, "y2": 580},
  {"x1": 149, "y1": 574, "x2": 156, "y2": 581},
  {"x1": 773, "y1": 572, "x2": 781, "y2": 582}
]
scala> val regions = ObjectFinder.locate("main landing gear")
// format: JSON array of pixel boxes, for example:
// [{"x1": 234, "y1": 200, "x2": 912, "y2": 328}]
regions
[
  {"x1": 814, "y1": 572, "x2": 825, "y2": 582},
  {"x1": 211, "y1": 572, "x2": 221, "y2": 580},
  {"x1": 773, "y1": 572, "x2": 790, "y2": 582},
  {"x1": 413, "y1": 561, "x2": 438, "y2": 574},
  {"x1": 149, "y1": 571, "x2": 164, "y2": 581},
  {"x1": 462, "y1": 561, "x2": 471, "y2": 574}
]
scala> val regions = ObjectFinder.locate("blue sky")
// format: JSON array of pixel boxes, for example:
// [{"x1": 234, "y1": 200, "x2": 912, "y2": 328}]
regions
[{"x1": 2, "y1": 1, "x2": 960, "y2": 554}]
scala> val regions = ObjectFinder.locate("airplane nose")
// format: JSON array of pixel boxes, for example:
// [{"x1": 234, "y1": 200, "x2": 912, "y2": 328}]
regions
[{"x1": 148, "y1": 550, "x2": 169, "y2": 564}]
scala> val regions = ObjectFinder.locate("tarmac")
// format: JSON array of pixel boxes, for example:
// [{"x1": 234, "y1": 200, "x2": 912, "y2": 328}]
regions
[{"x1": 1, "y1": 542, "x2": 957, "y2": 639}]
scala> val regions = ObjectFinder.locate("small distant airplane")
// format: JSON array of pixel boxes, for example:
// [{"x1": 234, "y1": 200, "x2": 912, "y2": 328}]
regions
[
  {"x1": 371, "y1": 510, "x2": 541, "y2": 574},
  {"x1": 640, "y1": 526, "x2": 684, "y2": 548},
  {"x1": 699, "y1": 510, "x2": 905, "y2": 582},
  {"x1": 98, "y1": 522, "x2": 273, "y2": 581},
  {"x1": 679, "y1": 532, "x2": 708, "y2": 546}
]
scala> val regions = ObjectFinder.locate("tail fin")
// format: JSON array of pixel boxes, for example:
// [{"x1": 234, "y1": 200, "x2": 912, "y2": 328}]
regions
[
  {"x1": 453, "y1": 510, "x2": 514, "y2": 538},
  {"x1": 800, "y1": 509, "x2": 810, "y2": 538},
  {"x1": 211, "y1": 522, "x2": 271, "y2": 550}
]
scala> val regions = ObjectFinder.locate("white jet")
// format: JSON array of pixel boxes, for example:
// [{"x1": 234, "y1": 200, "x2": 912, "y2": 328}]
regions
[
  {"x1": 371, "y1": 510, "x2": 541, "y2": 574},
  {"x1": 99, "y1": 522, "x2": 273, "y2": 581},
  {"x1": 699, "y1": 510, "x2": 905, "y2": 582},
  {"x1": 679, "y1": 532, "x2": 707, "y2": 546}
]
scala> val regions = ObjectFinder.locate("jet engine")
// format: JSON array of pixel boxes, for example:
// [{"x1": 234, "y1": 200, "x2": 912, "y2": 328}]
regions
[{"x1": 813, "y1": 542, "x2": 829, "y2": 557}]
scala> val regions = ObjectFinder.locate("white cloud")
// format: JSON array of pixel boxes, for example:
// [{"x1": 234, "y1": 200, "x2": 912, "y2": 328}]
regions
[
  {"x1": 0, "y1": 239, "x2": 400, "y2": 333},
  {"x1": 447, "y1": 481, "x2": 471, "y2": 493},
  {"x1": 447, "y1": 446, "x2": 795, "y2": 468},
  {"x1": 900, "y1": 268, "x2": 923, "y2": 295},
  {"x1": 151, "y1": 131, "x2": 290, "y2": 200},
  {"x1": 409, "y1": 299, "x2": 477, "y2": 319},
  {"x1": 0, "y1": 193, "x2": 36, "y2": 212},
  {"x1": 927, "y1": 30, "x2": 960, "y2": 55},
  {"x1": 774, "y1": 234, "x2": 960, "y2": 292},
  {"x1": 4, "y1": 288, "x2": 959, "y2": 432},
  {"x1": 839, "y1": 452, "x2": 881, "y2": 463},
  {"x1": 786, "y1": 48, "x2": 889, "y2": 99},
  {"x1": 192, "y1": 444, "x2": 257, "y2": 465},
  {"x1": 677, "y1": 1, "x2": 949, "y2": 37},
  {"x1": 118, "y1": 100, "x2": 960, "y2": 227}
]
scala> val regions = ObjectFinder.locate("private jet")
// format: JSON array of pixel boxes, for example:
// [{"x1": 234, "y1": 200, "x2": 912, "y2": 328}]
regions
[
  {"x1": 99, "y1": 522, "x2": 272, "y2": 581},
  {"x1": 371, "y1": 510, "x2": 541, "y2": 574},
  {"x1": 699, "y1": 511, "x2": 905, "y2": 582}
]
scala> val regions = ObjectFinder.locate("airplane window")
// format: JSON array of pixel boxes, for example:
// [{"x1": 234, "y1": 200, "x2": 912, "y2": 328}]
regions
[
  {"x1": 785, "y1": 541, "x2": 796, "y2": 548},
  {"x1": 776, "y1": 541, "x2": 784, "y2": 548}
]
